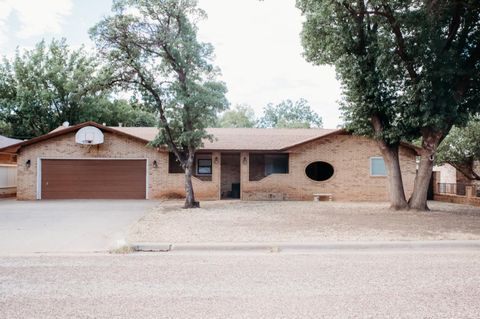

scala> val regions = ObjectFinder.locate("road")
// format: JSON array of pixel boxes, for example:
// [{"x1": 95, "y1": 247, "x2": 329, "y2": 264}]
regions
[{"x1": 1, "y1": 249, "x2": 480, "y2": 318}]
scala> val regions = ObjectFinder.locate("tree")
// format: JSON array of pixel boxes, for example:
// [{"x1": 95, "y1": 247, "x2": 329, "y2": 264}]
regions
[
  {"x1": 297, "y1": 0, "x2": 411, "y2": 209},
  {"x1": 91, "y1": 0, "x2": 228, "y2": 208},
  {"x1": 79, "y1": 98, "x2": 157, "y2": 127},
  {"x1": 217, "y1": 104, "x2": 256, "y2": 128},
  {"x1": 298, "y1": 0, "x2": 480, "y2": 210},
  {"x1": 258, "y1": 99, "x2": 323, "y2": 128},
  {"x1": 0, "y1": 121, "x2": 13, "y2": 137},
  {"x1": 0, "y1": 39, "x2": 155, "y2": 139},
  {"x1": 437, "y1": 118, "x2": 480, "y2": 181}
]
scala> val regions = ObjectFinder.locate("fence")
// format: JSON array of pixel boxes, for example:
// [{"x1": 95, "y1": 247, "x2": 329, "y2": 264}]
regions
[{"x1": 435, "y1": 182, "x2": 480, "y2": 206}]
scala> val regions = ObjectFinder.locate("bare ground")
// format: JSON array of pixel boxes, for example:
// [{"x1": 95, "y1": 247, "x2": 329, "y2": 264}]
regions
[{"x1": 128, "y1": 200, "x2": 480, "y2": 243}]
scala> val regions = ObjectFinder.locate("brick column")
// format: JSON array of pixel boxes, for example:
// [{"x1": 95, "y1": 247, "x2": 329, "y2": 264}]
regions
[
  {"x1": 466, "y1": 185, "x2": 474, "y2": 198},
  {"x1": 212, "y1": 152, "x2": 221, "y2": 200},
  {"x1": 240, "y1": 152, "x2": 249, "y2": 200},
  {"x1": 432, "y1": 172, "x2": 439, "y2": 194}
]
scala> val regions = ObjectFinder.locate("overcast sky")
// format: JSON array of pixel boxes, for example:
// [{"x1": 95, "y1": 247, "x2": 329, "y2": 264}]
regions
[{"x1": 0, "y1": 0, "x2": 343, "y2": 128}]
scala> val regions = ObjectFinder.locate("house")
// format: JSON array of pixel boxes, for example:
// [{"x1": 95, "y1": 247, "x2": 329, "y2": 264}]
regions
[
  {"x1": 0, "y1": 121, "x2": 418, "y2": 201},
  {"x1": 0, "y1": 135, "x2": 22, "y2": 198}
]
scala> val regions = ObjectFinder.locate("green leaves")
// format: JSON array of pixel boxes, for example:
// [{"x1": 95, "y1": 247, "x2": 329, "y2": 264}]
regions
[
  {"x1": 91, "y1": 0, "x2": 228, "y2": 158},
  {"x1": 258, "y1": 99, "x2": 323, "y2": 129},
  {"x1": 0, "y1": 39, "x2": 156, "y2": 139},
  {"x1": 217, "y1": 104, "x2": 257, "y2": 128},
  {"x1": 436, "y1": 117, "x2": 480, "y2": 180},
  {"x1": 297, "y1": 0, "x2": 480, "y2": 144}
]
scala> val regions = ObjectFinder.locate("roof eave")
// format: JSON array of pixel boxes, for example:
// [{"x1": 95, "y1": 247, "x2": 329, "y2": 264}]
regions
[
  {"x1": 0, "y1": 121, "x2": 151, "y2": 154},
  {"x1": 279, "y1": 129, "x2": 348, "y2": 151}
]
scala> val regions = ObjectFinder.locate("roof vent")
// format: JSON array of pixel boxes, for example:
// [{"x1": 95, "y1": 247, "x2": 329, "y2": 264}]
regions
[
  {"x1": 75, "y1": 126, "x2": 104, "y2": 145},
  {"x1": 118, "y1": 123, "x2": 123, "y2": 127},
  {"x1": 62, "y1": 121, "x2": 70, "y2": 127}
]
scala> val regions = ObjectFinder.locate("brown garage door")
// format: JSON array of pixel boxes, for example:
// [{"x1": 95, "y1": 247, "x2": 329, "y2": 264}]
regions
[{"x1": 41, "y1": 159, "x2": 147, "y2": 199}]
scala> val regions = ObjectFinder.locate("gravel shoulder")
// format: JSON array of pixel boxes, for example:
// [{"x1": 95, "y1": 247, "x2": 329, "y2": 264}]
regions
[{"x1": 128, "y1": 200, "x2": 480, "y2": 243}]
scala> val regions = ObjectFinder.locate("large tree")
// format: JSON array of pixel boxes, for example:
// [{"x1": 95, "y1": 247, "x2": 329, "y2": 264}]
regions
[
  {"x1": 217, "y1": 104, "x2": 256, "y2": 128},
  {"x1": 437, "y1": 117, "x2": 480, "y2": 181},
  {"x1": 91, "y1": 0, "x2": 228, "y2": 208},
  {"x1": 0, "y1": 39, "x2": 155, "y2": 139},
  {"x1": 258, "y1": 98, "x2": 323, "y2": 128},
  {"x1": 298, "y1": 0, "x2": 480, "y2": 210}
]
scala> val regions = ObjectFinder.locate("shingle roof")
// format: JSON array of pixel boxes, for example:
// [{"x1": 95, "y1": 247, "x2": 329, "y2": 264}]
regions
[
  {"x1": 0, "y1": 122, "x2": 419, "y2": 154},
  {"x1": 0, "y1": 135, "x2": 22, "y2": 149},
  {"x1": 112, "y1": 127, "x2": 341, "y2": 151}
]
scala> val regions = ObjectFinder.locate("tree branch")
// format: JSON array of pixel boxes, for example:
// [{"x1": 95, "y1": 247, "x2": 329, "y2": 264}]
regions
[{"x1": 382, "y1": 3, "x2": 419, "y2": 83}]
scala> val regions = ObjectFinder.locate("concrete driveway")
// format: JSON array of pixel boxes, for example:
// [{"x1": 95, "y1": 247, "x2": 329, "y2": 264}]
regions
[{"x1": 0, "y1": 199, "x2": 156, "y2": 254}]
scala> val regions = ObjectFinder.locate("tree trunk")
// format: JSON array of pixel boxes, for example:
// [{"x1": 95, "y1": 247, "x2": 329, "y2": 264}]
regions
[
  {"x1": 371, "y1": 115, "x2": 408, "y2": 210},
  {"x1": 183, "y1": 153, "x2": 199, "y2": 209},
  {"x1": 408, "y1": 130, "x2": 444, "y2": 211},
  {"x1": 377, "y1": 141, "x2": 409, "y2": 210},
  {"x1": 408, "y1": 152, "x2": 434, "y2": 211}
]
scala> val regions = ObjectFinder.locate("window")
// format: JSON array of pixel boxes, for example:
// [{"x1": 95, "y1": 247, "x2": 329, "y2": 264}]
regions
[
  {"x1": 197, "y1": 159, "x2": 212, "y2": 175},
  {"x1": 305, "y1": 161, "x2": 334, "y2": 181},
  {"x1": 168, "y1": 153, "x2": 184, "y2": 173},
  {"x1": 265, "y1": 154, "x2": 289, "y2": 175},
  {"x1": 370, "y1": 157, "x2": 387, "y2": 176},
  {"x1": 249, "y1": 154, "x2": 289, "y2": 181}
]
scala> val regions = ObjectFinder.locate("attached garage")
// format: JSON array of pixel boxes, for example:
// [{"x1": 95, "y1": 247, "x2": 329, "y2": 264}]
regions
[{"x1": 40, "y1": 159, "x2": 147, "y2": 199}]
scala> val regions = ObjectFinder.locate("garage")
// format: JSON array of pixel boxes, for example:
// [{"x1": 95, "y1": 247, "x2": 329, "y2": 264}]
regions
[{"x1": 41, "y1": 159, "x2": 147, "y2": 199}]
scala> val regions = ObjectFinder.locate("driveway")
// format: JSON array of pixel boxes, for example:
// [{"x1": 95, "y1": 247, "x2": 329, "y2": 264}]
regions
[{"x1": 0, "y1": 199, "x2": 156, "y2": 254}]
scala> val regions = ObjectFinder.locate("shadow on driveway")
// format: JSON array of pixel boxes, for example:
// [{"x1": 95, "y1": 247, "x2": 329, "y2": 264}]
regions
[{"x1": 0, "y1": 199, "x2": 157, "y2": 254}]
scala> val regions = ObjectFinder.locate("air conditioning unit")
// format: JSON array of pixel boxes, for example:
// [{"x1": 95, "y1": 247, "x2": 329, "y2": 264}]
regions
[{"x1": 75, "y1": 126, "x2": 104, "y2": 145}]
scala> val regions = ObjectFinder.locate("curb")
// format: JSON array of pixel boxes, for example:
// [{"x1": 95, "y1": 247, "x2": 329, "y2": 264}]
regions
[{"x1": 130, "y1": 240, "x2": 480, "y2": 253}]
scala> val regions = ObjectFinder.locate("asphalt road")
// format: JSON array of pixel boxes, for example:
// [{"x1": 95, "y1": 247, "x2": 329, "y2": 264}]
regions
[{"x1": 1, "y1": 250, "x2": 480, "y2": 318}]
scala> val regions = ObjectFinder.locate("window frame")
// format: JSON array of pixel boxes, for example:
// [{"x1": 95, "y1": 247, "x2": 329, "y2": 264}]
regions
[
  {"x1": 196, "y1": 158, "x2": 212, "y2": 175},
  {"x1": 370, "y1": 157, "x2": 387, "y2": 177}
]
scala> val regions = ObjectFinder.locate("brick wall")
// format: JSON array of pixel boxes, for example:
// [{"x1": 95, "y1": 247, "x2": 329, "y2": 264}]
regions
[
  {"x1": 241, "y1": 134, "x2": 417, "y2": 201},
  {"x1": 15, "y1": 130, "x2": 417, "y2": 202},
  {"x1": 434, "y1": 194, "x2": 480, "y2": 207},
  {"x1": 16, "y1": 131, "x2": 220, "y2": 200}
]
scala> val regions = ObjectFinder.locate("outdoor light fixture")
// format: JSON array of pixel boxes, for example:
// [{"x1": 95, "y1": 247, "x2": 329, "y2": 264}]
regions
[
  {"x1": 153, "y1": 160, "x2": 158, "y2": 168},
  {"x1": 243, "y1": 156, "x2": 247, "y2": 165},
  {"x1": 25, "y1": 159, "x2": 31, "y2": 168},
  {"x1": 214, "y1": 156, "x2": 219, "y2": 164}
]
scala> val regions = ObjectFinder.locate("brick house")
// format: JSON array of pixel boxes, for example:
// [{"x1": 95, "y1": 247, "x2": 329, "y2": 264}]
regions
[
  {"x1": 0, "y1": 121, "x2": 418, "y2": 201},
  {"x1": 0, "y1": 135, "x2": 22, "y2": 197}
]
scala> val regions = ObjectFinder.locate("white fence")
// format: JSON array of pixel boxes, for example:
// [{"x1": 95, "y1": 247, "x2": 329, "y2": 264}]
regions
[{"x1": 0, "y1": 165, "x2": 17, "y2": 188}]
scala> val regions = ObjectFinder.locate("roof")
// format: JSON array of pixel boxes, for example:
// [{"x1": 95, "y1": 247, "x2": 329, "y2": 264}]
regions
[
  {"x1": 0, "y1": 122, "x2": 150, "y2": 154},
  {"x1": 113, "y1": 126, "x2": 341, "y2": 151},
  {"x1": 0, "y1": 121, "x2": 419, "y2": 154},
  {"x1": 0, "y1": 135, "x2": 22, "y2": 149}
]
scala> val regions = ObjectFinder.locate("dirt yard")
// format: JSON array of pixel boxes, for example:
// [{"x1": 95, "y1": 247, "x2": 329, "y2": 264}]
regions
[{"x1": 128, "y1": 201, "x2": 480, "y2": 243}]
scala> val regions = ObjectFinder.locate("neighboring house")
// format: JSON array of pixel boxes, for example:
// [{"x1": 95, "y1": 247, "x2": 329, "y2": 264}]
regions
[
  {"x1": 0, "y1": 121, "x2": 418, "y2": 201},
  {"x1": 433, "y1": 164, "x2": 457, "y2": 184},
  {"x1": 434, "y1": 162, "x2": 480, "y2": 196},
  {"x1": 0, "y1": 135, "x2": 22, "y2": 198}
]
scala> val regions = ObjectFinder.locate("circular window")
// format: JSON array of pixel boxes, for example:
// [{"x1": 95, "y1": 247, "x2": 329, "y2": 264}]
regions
[{"x1": 305, "y1": 161, "x2": 334, "y2": 181}]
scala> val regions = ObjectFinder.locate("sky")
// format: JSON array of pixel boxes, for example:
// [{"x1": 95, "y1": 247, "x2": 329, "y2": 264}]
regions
[{"x1": 0, "y1": 0, "x2": 343, "y2": 128}]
